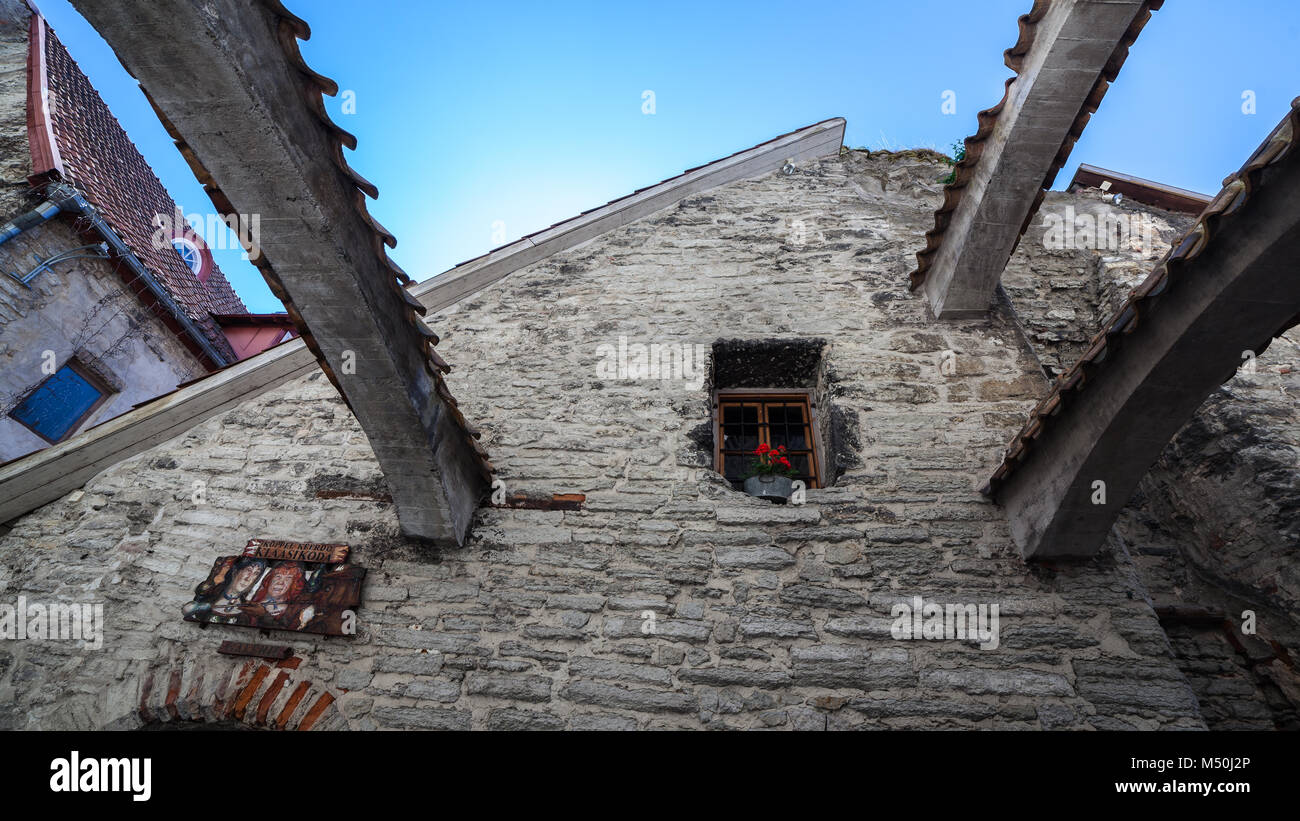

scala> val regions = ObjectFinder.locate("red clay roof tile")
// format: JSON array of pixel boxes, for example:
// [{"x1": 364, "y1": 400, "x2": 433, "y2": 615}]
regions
[{"x1": 34, "y1": 18, "x2": 246, "y2": 360}]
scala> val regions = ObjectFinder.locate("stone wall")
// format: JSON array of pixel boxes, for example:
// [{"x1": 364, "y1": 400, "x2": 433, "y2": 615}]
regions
[
  {"x1": 1000, "y1": 189, "x2": 1194, "y2": 377},
  {"x1": 0, "y1": 0, "x2": 34, "y2": 221},
  {"x1": 1118, "y1": 502, "x2": 1300, "y2": 730},
  {"x1": 0, "y1": 150, "x2": 1205, "y2": 730},
  {"x1": 1132, "y1": 349, "x2": 1300, "y2": 619},
  {"x1": 1115, "y1": 339, "x2": 1300, "y2": 730}
]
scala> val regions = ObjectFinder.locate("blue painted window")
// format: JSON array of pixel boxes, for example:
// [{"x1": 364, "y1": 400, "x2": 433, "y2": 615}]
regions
[{"x1": 9, "y1": 362, "x2": 107, "y2": 442}]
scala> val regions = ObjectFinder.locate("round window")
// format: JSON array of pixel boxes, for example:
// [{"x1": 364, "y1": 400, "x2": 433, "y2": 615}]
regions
[{"x1": 172, "y1": 238, "x2": 202, "y2": 276}]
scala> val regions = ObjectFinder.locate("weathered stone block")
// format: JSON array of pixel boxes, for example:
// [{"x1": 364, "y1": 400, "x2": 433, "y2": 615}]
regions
[
  {"x1": 465, "y1": 673, "x2": 553, "y2": 702},
  {"x1": 562, "y1": 681, "x2": 696, "y2": 714}
]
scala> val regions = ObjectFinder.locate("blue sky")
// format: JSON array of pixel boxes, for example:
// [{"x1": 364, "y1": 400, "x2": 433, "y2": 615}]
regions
[{"x1": 34, "y1": 0, "x2": 1300, "y2": 313}]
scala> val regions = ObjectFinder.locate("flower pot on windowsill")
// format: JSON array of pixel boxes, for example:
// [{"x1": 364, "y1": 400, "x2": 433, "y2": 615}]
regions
[{"x1": 743, "y1": 474, "x2": 793, "y2": 503}]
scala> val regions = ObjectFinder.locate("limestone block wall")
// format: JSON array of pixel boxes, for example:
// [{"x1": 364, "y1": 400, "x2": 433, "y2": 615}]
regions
[
  {"x1": 1115, "y1": 343, "x2": 1300, "y2": 731},
  {"x1": 1000, "y1": 190, "x2": 1194, "y2": 377},
  {"x1": 1132, "y1": 352, "x2": 1300, "y2": 617},
  {"x1": 0, "y1": 0, "x2": 34, "y2": 222},
  {"x1": 1118, "y1": 502, "x2": 1300, "y2": 730},
  {"x1": 0, "y1": 150, "x2": 1204, "y2": 730}
]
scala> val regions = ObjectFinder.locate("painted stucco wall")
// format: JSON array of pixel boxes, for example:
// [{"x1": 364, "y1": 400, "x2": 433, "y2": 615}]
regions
[{"x1": 0, "y1": 217, "x2": 210, "y2": 461}]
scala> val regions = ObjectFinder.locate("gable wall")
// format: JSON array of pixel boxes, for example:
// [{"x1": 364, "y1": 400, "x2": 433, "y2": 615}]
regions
[{"x1": 0, "y1": 150, "x2": 1204, "y2": 730}]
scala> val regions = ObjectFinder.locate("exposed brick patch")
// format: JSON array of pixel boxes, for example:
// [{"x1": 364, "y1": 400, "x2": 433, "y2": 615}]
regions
[
  {"x1": 495, "y1": 493, "x2": 585, "y2": 511},
  {"x1": 220, "y1": 660, "x2": 258, "y2": 720},
  {"x1": 230, "y1": 664, "x2": 271, "y2": 722},
  {"x1": 297, "y1": 692, "x2": 336, "y2": 732},
  {"x1": 164, "y1": 666, "x2": 184, "y2": 720},
  {"x1": 255, "y1": 671, "x2": 292, "y2": 726},
  {"x1": 275, "y1": 681, "x2": 314, "y2": 730},
  {"x1": 129, "y1": 660, "x2": 343, "y2": 731}
]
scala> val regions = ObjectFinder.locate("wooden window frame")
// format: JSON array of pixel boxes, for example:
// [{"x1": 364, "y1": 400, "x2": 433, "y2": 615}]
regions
[
  {"x1": 713, "y1": 389, "x2": 822, "y2": 489},
  {"x1": 8, "y1": 358, "x2": 113, "y2": 444}
]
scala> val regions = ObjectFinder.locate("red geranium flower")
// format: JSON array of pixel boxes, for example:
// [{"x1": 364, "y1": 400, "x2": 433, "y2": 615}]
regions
[{"x1": 756, "y1": 443, "x2": 770, "y2": 454}]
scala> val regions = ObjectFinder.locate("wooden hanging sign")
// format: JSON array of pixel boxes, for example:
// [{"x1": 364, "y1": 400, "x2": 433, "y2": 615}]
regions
[
  {"x1": 183, "y1": 553, "x2": 365, "y2": 637},
  {"x1": 242, "y1": 539, "x2": 349, "y2": 564}
]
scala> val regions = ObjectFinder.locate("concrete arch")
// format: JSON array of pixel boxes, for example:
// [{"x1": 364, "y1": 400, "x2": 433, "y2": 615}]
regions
[{"x1": 987, "y1": 99, "x2": 1300, "y2": 559}]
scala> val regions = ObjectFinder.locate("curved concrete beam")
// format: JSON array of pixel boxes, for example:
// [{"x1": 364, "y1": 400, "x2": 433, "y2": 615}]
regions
[
  {"x1": 916, "y1": 0, "x2": 1162, "y2": 318},
  {"x1": 68, "y1": 0, "x2": 488, "y2": 545},
  {"x1": 988, "y1": 101, "x2": 1300, "y2": 560}
]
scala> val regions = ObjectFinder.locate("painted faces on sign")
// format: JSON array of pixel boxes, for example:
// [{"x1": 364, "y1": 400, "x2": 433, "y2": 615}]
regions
[
  {"x1": 214, "y1": 559, "x2": 268, "y2": 615},
  {"x1": 183, "y1": 555, "x2": 363, "y2": 637}
]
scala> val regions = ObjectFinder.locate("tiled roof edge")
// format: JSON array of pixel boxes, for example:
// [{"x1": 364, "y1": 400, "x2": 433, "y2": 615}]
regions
[
  {"x1": 24, "y1": 6, "x2": 62, "y2": 178},
  {"x1": 908, "y1": 0, "x2": 1164, "y2": 291}
]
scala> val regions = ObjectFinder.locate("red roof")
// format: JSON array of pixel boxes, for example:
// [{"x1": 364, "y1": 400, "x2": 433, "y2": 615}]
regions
[{"x1": 28, "y1": 12, "x2": 246, "y2": 361}]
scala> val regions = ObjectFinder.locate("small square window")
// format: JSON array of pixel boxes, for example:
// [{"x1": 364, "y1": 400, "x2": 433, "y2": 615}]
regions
[
  {"x1": 9, "y1": 360, "x2": 112, "y2": 443},
  {"x1": 715, "y1": 391, "x2": 821, "y2": 489}
]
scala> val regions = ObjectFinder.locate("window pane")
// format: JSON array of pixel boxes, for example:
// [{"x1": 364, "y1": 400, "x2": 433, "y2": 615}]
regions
[
  {"x1": 769, "y1": 403, "x2": 808, "y2": 450},
  {"x1": 10, "y1": 365, "x2": 104, "y2": 441},
  {"x1": 722, "y1": 454, "x2": 751, "y2": 482},
  {"x1": 717, "y1": 395, "x2": 819, "y2": 489},
  {"x1": 788, "y1": 452, "x2": 813, "y2": 478},
  {"x1": 723, "y1": 430, "x2": 760, "y2": 452},
  {"x1": 721, "y1": 404, "x2": 759, "y2": 451},
  {"x1": 771, "y1": 430, "x2": 808, "y2": 450}
]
